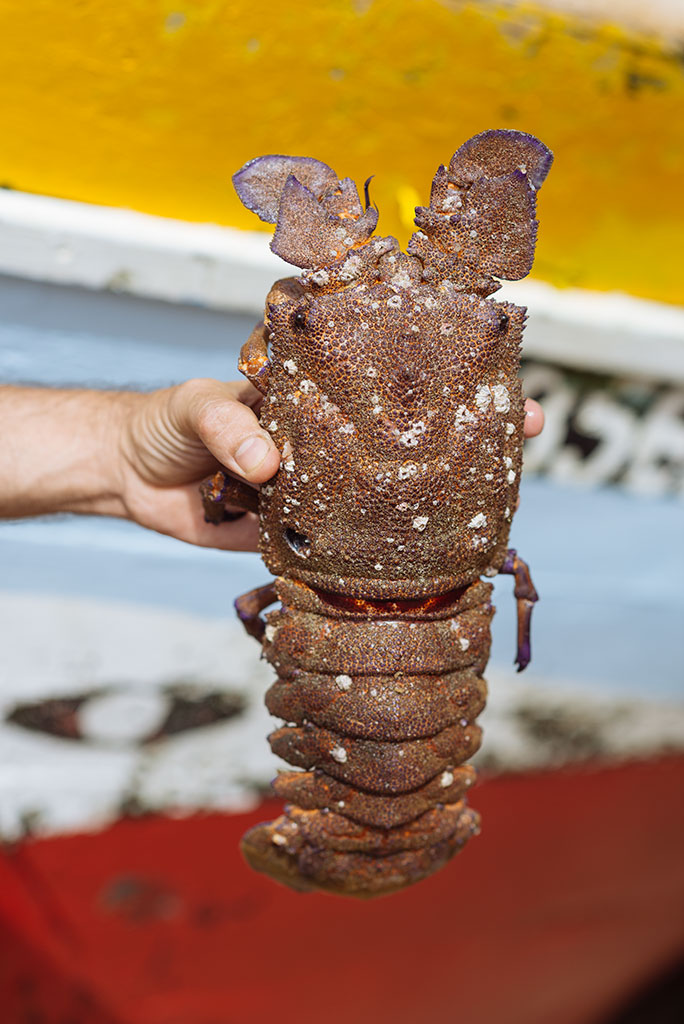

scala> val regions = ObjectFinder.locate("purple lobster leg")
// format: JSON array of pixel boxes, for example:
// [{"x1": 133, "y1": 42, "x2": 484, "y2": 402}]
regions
[
  {"x1": 500, "y1": 549, "x2": 539, "y2": 672},
  {"x1": 235, "y1": 582, "x2": 278, "y2": 642},
  {"x1": 199, "y1": 471, "x2": 259, "y2": 524}
]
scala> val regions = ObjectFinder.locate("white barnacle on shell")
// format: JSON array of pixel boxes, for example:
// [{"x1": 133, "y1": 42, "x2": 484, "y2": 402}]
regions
[
  {"x1": 387, "y1": 294, "x2": 402, "y2": 309},
  {"x1": 458, "y1": 637, "x2": 470, "y2": 651},
  {"x1": 331, "y1": 744, "x2": 348, "y2": 763},
  {"x1": 441, "y1": 192, "x2": 462, "y2": 212},
  {"x1": 412, "y1": 516, "x2": 429, "y2": 531},
  {"x1": 339, "y1": 254, "x2": 362, "y2": 282},
  {"x1": 440, "y1": 770, "x2": 454, "y2": 787},
  {"x1": 392, "y1": 268, "x2": 414, "y2": 288},
  {"x1": 398, "y1": 421, "x2": 427, "y2": 447},
  {"x1": 283, "y1": 359, "x2": 298, "y2": 375},
  {"x1": 475, "y1": 385, "x2": 491, "y2": 412},
  {"x1": 398, "y1": 464, "x2": 417, "y2": 480},
  {"x1": 299, "y1": 379, "x2": 317, "y2": 394},
  {"x1": 507, "y1": 469, "x2": 516, "y2": 484},
  {"x1": 491, "y1": 384, "x2": 510, "y2": 413},
  {"x1": 506, "y1": 421, "x2": 516, "y2": 435},
  {"x1": 264, "y1": 624, "x2": 278, "y2": 643},
  {"x1": 335, "y1": 674, "x2": 352, "y2": 691},
  {"x1": 454, "y1": 405, "x2": 477, "y2": 429},
  {"x1": 468, "y1": 513, "x2": 487, "y2": 529}
]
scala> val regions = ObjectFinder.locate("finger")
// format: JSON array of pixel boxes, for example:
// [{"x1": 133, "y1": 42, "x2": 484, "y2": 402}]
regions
[
  {"x1": 128, "y1": 478, "x2": 262, "y2": 551},
  {"x1": 523, "y1": 398, "x2": 544, "y2": 439},
  {"x1": 185, "y1": 508, "x2": 262, "y2": 552},
  {"x1": 221, "y1": 377, "x2": 266, "y2": 412},
  {"x1": 174, "y1": 379, "x2": 281, "y2": 484}
]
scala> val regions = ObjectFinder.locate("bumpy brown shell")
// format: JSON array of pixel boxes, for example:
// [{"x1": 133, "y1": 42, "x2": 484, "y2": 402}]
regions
[
  {"x1": 203, "y1": 130, "x2": 552, "y2": 897},
  {"x1": 257, "y1": 263, "x2": 525, "y2": 597}
]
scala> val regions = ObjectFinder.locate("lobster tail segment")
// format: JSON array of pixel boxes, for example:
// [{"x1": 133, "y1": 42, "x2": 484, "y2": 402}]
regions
[
  {"x1": 241, "y1": 803, "x2": 480, "y2": 899},
  {"x1": 235, "y1": 578, "x2": 491, "y2": 899}
]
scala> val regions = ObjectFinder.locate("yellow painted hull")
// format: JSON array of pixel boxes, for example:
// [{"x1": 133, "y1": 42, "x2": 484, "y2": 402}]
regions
[{"x1": 2, "y1": 1, "x2": 683, "y2": 303}]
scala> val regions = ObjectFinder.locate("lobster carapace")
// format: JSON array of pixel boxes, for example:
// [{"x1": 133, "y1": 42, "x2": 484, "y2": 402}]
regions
[{"x1": 201, "y1": 129, "x2": 552, "y2": 898}]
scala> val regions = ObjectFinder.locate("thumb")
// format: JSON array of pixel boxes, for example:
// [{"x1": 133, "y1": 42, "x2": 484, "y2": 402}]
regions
[{"x1": 174, "y1": 378, "x2": 281, "y2": 483}]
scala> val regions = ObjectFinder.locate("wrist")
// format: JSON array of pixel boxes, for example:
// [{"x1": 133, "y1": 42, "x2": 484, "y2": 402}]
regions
[
  {"x1": 73, "y1": 389, "x2": 144, "y2": 517},
  {"x1": 0, "y1": 386, "x2": 142, "y2": 520}
]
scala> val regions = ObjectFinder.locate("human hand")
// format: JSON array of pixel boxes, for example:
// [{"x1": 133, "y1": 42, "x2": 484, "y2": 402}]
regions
[
  {"x1": 523, "y1": 398, "x2": 544, "y2": 440},
  {"x1": 117, "y1": 378, "x2": 280, "y2": 551}
]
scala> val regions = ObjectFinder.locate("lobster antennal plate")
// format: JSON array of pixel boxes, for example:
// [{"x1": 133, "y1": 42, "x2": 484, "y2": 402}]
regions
[
  {"x1": 233, "y1": 154, "x2": 338, "y2": 223},
  {"x1": 449, "y1": 128, "x2": 554, "y2": 189}
]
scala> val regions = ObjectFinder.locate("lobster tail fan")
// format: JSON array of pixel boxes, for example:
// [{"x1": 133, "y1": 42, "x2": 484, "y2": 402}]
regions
[
  {"x1": 232, "y1": 155, "x2": 339, "y2": 223},
  {"x1": 415, "y1": 129, "x2": 553, "y2": 283}
]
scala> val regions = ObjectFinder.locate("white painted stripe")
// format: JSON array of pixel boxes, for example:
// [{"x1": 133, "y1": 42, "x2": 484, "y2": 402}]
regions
[
  {"x1": 1, "y1": 189, "x2": 683, "y2": 381},
  {"x1": 0, "y1": 189, "x2": 289, "y2": 314}
]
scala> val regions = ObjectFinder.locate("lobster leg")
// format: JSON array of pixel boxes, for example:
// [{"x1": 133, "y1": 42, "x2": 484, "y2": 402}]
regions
[
  {"x1": 500, "y1": 549, "x2": 539, "y2": 672},
  {"x1": 200, "y1": 470, "x2": 259, "y2": 523},
  {"x1": 235, "y1": 582, "x2": 278, "y2": 642},
  {"x1": 237, "y1": 321, "x2": 271, "y2": 395}
]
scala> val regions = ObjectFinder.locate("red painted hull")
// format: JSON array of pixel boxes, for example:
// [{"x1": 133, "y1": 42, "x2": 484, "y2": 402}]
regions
[{"x1": 1, "y1": 757, "x2": 683, "y2": 1024}]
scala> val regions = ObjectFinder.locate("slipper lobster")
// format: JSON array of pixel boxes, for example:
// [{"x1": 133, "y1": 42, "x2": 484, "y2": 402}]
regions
[{"x1": 201, "y1": 129, "x2": 553, "y2": 898}]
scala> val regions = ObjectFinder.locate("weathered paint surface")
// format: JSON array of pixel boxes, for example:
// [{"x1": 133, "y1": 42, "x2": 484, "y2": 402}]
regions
[
  {"x1": 1, "y1": 0, "x2": 683, "y2": 303},
  {"x1": 1, "y1": 759, "x2": 683, "y2": 1023}
]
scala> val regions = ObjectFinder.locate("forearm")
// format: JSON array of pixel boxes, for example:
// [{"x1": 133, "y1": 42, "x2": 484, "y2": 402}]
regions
[{"x1": 0, "y1": 385, "x2": 141, "y2": 519}]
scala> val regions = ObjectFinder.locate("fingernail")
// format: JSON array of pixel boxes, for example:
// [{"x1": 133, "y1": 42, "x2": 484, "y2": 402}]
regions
[{"x1": 235, "y1": 435, "x2": 272, "y2": 473}]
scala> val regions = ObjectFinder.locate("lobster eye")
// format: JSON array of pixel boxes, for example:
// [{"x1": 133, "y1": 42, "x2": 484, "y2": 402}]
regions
[
  {"x1": 498, "y1": 313, "x2": 509, "y2": 331},
  {"x1": 292, "y1": 309, "x2": 307, "y2": 329},
  {"x1": 284, "y1": 528, "x2": 311, "y2": 558}
]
